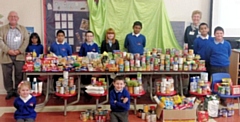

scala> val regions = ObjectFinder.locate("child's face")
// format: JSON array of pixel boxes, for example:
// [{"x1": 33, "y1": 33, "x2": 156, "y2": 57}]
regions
[
  {"x1": 133, "y1": 25, "x2": 142, "y2": 34},
  {"x1": 199, "y1": 25, "x2": 209, "y2": 36},
  {"x1": 31, "y1": 36, "x2": 38, "y2": 44},
  {"x1": 107, "y1": 34, "x2": 114, "y2": 40},
  {"x1": 57, "y1": 33, "x2": 65, "y2": 43},
  {"x1": 113, "y1": 80, "x2": 125, "y2": 91},
  {"x1": 86, "y1": 33, "x2": 94, "y2": 43},
  {"x1": 19, "y1": 86, "x2": 30, "y2": 98},
  {"x1": 192, "y1": 14, "x2": 201, "y2": 25},
  {"x1": 214, "y1": 30, "x2": 224, "y2": 41}
]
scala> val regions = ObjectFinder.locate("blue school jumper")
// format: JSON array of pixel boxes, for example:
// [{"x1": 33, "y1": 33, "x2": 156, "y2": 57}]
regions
[
  {"x1": 109, "y1": 88, "x2": 130, "y2": 112},
  {"x1": 78, "y1": 42, "x2": 99, "y2": 56},
  {"x1": 50, "y1": 41, "x2": 72, "y2": 57},
  {"x1": 26, "y1": 44, "x2": 44, "y2": 56},
  {"x1": 124, "y1": 33, "x2": 146, "y2": 55}
]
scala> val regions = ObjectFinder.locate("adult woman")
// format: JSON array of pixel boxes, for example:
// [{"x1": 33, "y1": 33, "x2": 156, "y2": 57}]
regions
[
  {"x1": 101, "y1": 28, "x2": 120, "y2": 53},
  {"x1": 184, "y1": 10, "x2": 202, "y2": 49}
]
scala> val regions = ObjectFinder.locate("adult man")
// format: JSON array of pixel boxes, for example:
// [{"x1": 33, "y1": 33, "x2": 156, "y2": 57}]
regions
[{"x1": 0, "y1": 11, "x2": 29, "y2": 100}]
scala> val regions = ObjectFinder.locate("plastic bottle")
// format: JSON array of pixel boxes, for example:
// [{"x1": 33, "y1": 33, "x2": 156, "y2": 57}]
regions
[
  {"x1": 32, "y1": 78, "x2": 37, "y2": 93},
  {"x1": 32, "y1": 49, "x2": 37, "y2": 58},
  {"x1": 27, "y1": 77, "x2": 30, "y2": 82}
]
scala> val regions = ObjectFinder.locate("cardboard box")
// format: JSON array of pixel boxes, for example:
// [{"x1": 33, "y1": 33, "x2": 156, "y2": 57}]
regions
[
  {"x1": 231, "y1": 85, "x2": 240, "y2": 95},
  {"x1": 163, "y1": 109, "x2": 196, "y2": 122}
]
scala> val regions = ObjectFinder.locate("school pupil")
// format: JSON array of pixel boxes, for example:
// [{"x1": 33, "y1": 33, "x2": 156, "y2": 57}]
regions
[
  {"x1": 26, "y1": 33, "x2": 43, "y2": 56},
  {"x1": 50, "y1": 30, "x2": 72, "y2": 57},
  {"x1": 124, "y1": 21, "x2": 146, "y2": 55},
  {"x1": 14, "y1": 81, "x2": 37, "y2": 122},
  {"x1": 184, "y1": 10, "x2": 202, "y2": 49},
  {"x1": 193, "y1": 23, "x2": 213, "y2": 60},
  {"x1": 110, "y1": 76, "x2": 130, "y2": 122},
  {"x1": 101, "y1": 28, "x2": 120, "y2": 53},
  {"x1": 79, "y1": 30, "x2": 99, "y2": 56},
  {"x1": 26, "y1": 33, "x2": 44, "y2": 82},
  {"x1": 205, "y1": 26, "x2": 231, "y2": 76}
]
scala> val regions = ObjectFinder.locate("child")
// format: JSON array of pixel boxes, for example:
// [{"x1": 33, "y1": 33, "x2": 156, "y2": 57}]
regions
[
  {"x1": 193, "y1": 23, "x2": 213, "y2": 60},
  {"x1": 124, "y1": 21, "x2": 146, "y2": 55},
  {"x1": 79, "y1": 30, "x2": 99, "y2": 56},
  {"x1": 26, "y1": 33, "x2": 44, "y2": 83},
  {"x1": 205, "y1": 26, "x2": 231, "y2": 76},
  {"x1": 50, "y1": 30, "x2": 72, "y2": 57},
  {"x1": 101, "y1": 28, "x2": 120, "y2": 53},
  {"x1": 110, "y1": 76, "x2": 130, "y2": 122},
  {"x1": 26, "y1": 33, "x2": 43, "y2": 57},
  {"x1": 14, "y1": 81, "x2": 36, "y2": 122}
]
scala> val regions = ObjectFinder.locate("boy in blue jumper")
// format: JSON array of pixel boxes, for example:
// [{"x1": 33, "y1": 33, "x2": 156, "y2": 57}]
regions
[
  {"x1": 193, "y1": 23, "x2": 213, "y2": 60},
  {"x1": 205, "y1": 26, "x2": 231, "y2": 76},
  {"x1": 124, "y1": 21, "x2": 146, "y2": 55},
  {"x1": 14, "y1": 81, "x2": 36, "y2": 122},
  {"x1": 110, "y1": 76, "x2": 130, "y2": 122},
  {"x1": 79, "y1": 31, "x2": 99, "y2": 56},
  {"x1": 50, "y1": 30, "x2": 72, "y2": 57}
]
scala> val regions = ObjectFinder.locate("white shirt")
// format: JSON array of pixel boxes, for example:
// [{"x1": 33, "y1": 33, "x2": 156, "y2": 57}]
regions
[
  {"x1": 214, "y1": 40, "x2": 224, "y2": 44},
  {"x1": 200, "y1": 35, "x2": 209, "y2": 40},
  {"x1": 132, "y1": 32, "x2": 140, "y2": 37},
  {"x1": 56, "y1": 40, "x2": 66, "y2": 45},
  {"x1": 20, "y1": 94, "x2": 32, "y2": 103}
]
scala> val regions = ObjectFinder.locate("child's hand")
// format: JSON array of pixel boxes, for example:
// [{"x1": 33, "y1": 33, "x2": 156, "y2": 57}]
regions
[{"x1": 123, "y1": 97, "x2": 128, "y2": 103}]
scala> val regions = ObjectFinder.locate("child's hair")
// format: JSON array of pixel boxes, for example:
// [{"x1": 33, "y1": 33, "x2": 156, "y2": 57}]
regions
[
  {"x1": 133, "y1": 21, "x2": 142, "y2": 28},
  {"x1": 105, "y1": 28, "x2": 116, "y2": 43},
  {"x1": 17, "y1": 81, "x2": 31, "y2": 93},
  {"x1": 28, "y1": 33, "x2": 41, "y2": 46},
  {"x1": 192, "y1": 10, "x2": 202, "y2": 18},
  {"x1": 113, "y1": 76, "x2": 125, "y2": 83},
  {"x1": 56, "y1": 30, "x2": 65, "y2": 36},
  {"x1": 214, "y1": 26, "x2": 224, "y2": 34},
  {"x1": 199, "y1": 23, "x2": 208, "y2": 29},
  {"x1": 85, "y1": 30, "x2": 94, "y2": 36}
]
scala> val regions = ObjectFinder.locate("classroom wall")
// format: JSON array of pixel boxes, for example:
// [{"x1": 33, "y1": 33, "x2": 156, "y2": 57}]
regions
[{"x1": 0, "y1": 0, "x2": 211, "y2": 94}]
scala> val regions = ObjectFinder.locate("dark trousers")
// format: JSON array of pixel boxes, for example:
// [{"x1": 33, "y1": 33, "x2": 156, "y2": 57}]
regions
[
  {"x1": 2, "y1": 56, "x2": 24, "y2": 93},
  {"x1": 209, "y1": 66, "x2": 229, "y2": 78},
  {"x1": 16, "y1": 118, "x2": 34, "y2": 122},
  {"x1": 110, "y1": 111, "x2": 128, "y2": 122}
]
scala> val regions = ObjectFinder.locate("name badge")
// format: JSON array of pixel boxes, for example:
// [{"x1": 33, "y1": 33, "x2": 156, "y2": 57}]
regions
[
  {"x1": 14, "y1": 36, "x2": 21, "y2": 42},
  {"x1": 189, "y1": 31, "x2": 195, "y2": 35}
]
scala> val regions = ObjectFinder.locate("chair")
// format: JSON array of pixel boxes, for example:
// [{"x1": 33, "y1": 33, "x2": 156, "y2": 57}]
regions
[{"x1": 211, "y1": 73, "x2": 240, "y2": 115}]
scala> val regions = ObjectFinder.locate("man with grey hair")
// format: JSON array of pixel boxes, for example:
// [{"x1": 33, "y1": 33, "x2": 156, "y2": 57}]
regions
[{"x1": 0, "y1": 11, "x2": 29, "y2": 100}]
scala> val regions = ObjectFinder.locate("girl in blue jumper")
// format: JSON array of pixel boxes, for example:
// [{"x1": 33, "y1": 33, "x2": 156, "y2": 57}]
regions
[
  {"x1": 26, "y1": 33, "x2": 43, "y2": 56},
  {"x1": 79, "y1": 31, "x2": 99, "y2": 56},
  {"x1": 14, "y1": 81, "x2": 37, "y2": 122},
  {"x1": 26, "y1": 33, "x2": 44, "y2": 82}
]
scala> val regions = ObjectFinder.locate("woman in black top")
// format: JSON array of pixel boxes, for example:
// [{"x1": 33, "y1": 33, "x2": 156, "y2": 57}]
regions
[
  {"x1": 184, "y1": 10, "x2": 202, "y2": 49},
  {"x1": 101, "y1": 28, "x2": 120, "y2": 53}
]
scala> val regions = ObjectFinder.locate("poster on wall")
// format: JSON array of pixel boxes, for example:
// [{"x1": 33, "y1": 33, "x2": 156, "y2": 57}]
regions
[{"x1": 43, "y1": 0, "x2": 89, "y2": 53}]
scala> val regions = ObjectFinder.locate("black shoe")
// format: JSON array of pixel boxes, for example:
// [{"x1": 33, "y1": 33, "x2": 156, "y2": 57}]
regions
[
  {"x1": 13, "y1": 92, "x2": 19, "y2": 97},
  {"x1": 5, "y1": 93, "x2": 13, "y2": 100}
]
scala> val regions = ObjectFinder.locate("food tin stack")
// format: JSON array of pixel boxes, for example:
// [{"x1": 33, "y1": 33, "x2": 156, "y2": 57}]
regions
[
  {"x1": 155, "y1": 77, "x2": 174, "y2": 94},
  {"x1": 56, "y1": 71, "x2": 76, "y2": 94},
  {"x1": 218, "y1": 103, "x2": 235, "y2": 117}
]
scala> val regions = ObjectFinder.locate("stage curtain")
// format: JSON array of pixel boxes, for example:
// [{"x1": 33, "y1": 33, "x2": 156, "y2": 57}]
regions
[{"x1": 88, "y1": 0, "x2": 181, "y2": 51}]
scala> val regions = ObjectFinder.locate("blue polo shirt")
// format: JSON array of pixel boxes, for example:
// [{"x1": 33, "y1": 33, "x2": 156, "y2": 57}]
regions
[{"x1": 50, "y1": 41, "x2": 72, "y2": 57}]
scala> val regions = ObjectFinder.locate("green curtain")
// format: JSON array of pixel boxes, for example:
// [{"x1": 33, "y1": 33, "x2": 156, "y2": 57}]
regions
[{"x1": 87, "y1": 0, "x2": 181, "y2": 51}]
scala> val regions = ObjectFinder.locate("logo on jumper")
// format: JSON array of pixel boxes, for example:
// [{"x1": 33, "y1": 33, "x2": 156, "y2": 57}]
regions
[
  {"x1": 92, "y1": 48, "x2": 95, "y2": 51},
  {"x1": 62, "y1": 48, "x2": 66, "y2": 51},
  {"x1": 29, "y1": 102, "x2": 34, "y2": 106},
  {"x1": 137, "y1": 43, "x2": 141, "y2": 45}
]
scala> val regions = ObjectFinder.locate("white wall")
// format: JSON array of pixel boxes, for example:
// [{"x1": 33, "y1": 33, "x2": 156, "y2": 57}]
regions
[
  {"x1": 0, "y1": 0, "x2": 211, "y2": 94},
  {"x1": 164, "y1": 0, "x2": 211, "y2": 25}
]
